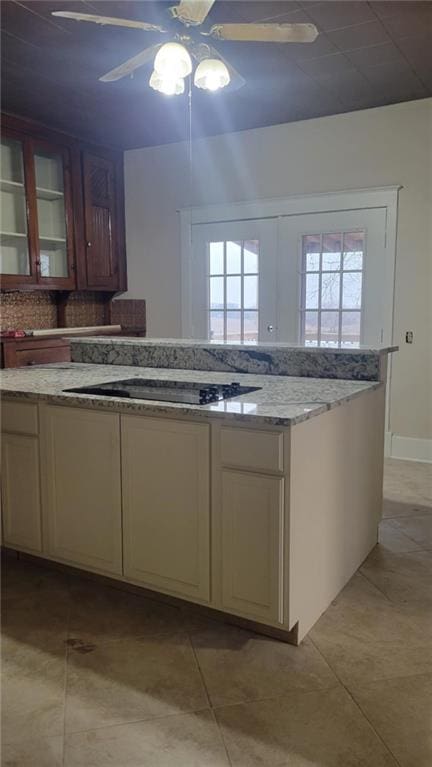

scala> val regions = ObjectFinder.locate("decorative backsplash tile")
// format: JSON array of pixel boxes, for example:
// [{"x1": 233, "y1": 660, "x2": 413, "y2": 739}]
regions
[
  {"x1": 0, "y1": 291, "x2": 57, "y2": 330},
  {"x1": 0, "y1": 291, "x2": 107, "y2": 331}
]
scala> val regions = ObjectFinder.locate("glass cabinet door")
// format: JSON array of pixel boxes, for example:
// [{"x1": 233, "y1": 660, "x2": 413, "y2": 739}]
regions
[
  {"x1": 0, "y1": 137, "x2": 31, "y2": 276},
  {"x1": 34, "y1": 149, "x2": 69, "y2": 279}
]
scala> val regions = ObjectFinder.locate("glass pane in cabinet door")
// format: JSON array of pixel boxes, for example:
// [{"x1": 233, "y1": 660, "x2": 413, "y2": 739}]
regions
[
  {"x1": 0, "y1": 138, "x2": 30, "y2": 275},
  {"x1": 34, "y1": 150, "x2": 68, "y2": 278}
]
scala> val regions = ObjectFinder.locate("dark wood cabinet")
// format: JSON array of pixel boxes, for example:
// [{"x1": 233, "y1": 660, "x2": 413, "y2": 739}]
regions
[
  {"x1": 1, "y1": 114, "x2": 126, "y2": 293},
  {"x1": 83, "y1": 152, "x2": 118, "y2": 290}
]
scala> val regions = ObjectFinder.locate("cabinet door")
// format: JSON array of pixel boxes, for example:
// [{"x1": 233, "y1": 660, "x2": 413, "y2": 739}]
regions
[
  {"x1": 83, "y1": 152, "x2": 119, "y2": 289},
  {"x1": 122, "y1": 416, "x2": 210, "y2": 602},
  {"x1": 221, "y1": 470, "x2": 284, "y2": 623},
  {"x1": 1, "y1": 433, "x2": 42, "y2": 553},
  {"x1": 0, "y1": 134, "x2": 36, "y2": 286},
  {"x1": 33, "y1": 143, "x2": 75, "y2": 288},
  {"x1": 40, "y1": 406, "x2": 122, "y2": 575}
]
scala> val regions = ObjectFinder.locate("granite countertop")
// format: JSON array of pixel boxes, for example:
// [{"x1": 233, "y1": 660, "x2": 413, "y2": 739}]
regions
[
  {"x1": 0, "y1": 362, "x2": 382, "y2": 427},
  {"x1": 71, "y1": 337, "x2": 397, "y2": 355}
]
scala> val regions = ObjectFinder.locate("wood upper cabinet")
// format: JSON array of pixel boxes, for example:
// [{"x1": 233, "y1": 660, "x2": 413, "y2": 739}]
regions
[
  {"x1": 82, "y1": 152, "x2": 120, "y2": 290},
  {"x1": 0, "y1": 129, "x2": 75, "y2": 289},
  {"x1": 0, "y1": 114, "x2": 126, "y2": 292}
]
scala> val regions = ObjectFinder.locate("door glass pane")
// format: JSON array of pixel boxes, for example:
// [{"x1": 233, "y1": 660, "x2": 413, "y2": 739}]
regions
[
  {"x1": 304, "y1": 311, "x2": 318, "y2": 346},
  {"x1": 243, "y1": 311, "x2": 258, "y2": 342},
  {"x1": 320, "y1": 311, "x2": 340, "y2": 346},
  {"x1": 305, "y1": 273, "x2": 319, "y2": 309},
  {"x1": 226, "y1": 241, "x2": 241, "y2": 274},
  {"x1": 210, "y1": 311, "x2": 224, "y2": 341},
  {"x1": 343, "y1": 232, "x2": 364, "y2": 270},
  {"x1": 226, "y1": 311, "x2": 241, "y2": 341},
  {"x1": 244, "y1": 275, "x2": 258, "y2": 309},
  {"x1": 244, "y1": 240, "x2": 258, "y2": 273},
  {"x1": 342, "y1": 272, "x2": 362, "y2": 309},
  {"x1": 209, "y1": 242, "x2": 224, "y2": 275},
  {"x1": 321, "y1": 272, "x2": 340, "y2": 309},
  {"x1": 322, "y1": 233, "x2": 341, "y2": 271},
  {"x1": 0, "y1": 138, "x2": 30, "y2": 275},
  {"x1": 34, "y1": 149, "x2": 68, "y2": 278},
  {"x1": 210, "y1": 276, "x2": 224, "y2": 309},
  {"x1": 303, "y1": 234, "x2": 320, "y2": 271},
  {"x1": 227, "y1": 276, "x2": 241, "y2": 309},
  {"x1": 341, "y1": 312, "x2": 361, "y2": 346}
]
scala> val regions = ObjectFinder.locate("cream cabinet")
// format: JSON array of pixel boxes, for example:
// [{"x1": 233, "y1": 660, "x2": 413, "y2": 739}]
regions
[
  {"x1": 221, "y1": 469, "x2": 284, "y2": 624},
  {"x1": 40, "y1": 405, "x2": 122, "y2": 575},
  {"x1": 122, "y1": 415, "x2": 210, "y2": 602},
  {"x1": 1, "y1": 432, "x2": 42, "y2": 553}
]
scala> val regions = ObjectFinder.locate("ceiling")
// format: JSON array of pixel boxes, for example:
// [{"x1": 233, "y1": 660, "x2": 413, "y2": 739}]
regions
[{"x1": 2, "y1": 1, "x2": 432, "y2": 149}]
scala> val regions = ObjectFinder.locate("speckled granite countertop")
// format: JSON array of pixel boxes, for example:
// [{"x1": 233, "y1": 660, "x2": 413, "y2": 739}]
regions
[
  {"x1": 70, "y1": 337, "x2": 397, "y2": 381},
  {"x1": 0, "y1": 363, "x2": 382, "y2": 427}
]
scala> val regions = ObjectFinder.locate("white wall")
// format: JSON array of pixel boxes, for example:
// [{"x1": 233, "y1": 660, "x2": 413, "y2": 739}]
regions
[{"x1": 124, "y1": 98, "x2": 432, "y2": 450}]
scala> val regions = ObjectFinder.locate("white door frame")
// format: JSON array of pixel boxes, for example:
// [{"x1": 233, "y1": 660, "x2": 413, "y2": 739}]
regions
[{"x1": 180, "y1": 185, "x2": 400, "y2": 347}]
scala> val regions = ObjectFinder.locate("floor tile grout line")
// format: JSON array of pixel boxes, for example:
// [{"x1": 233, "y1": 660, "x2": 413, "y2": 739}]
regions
[
  {"x1": 186, "y1": 632, "x2": 212, "y2": 710},
  {"x1": 358, "y1": 568, "x2": 393, "y2": 602},
  {"x1": 63, "y1": 706, "x2": 214, "y2": 739},
  {"x1": 186, "y1": 631, "x2": 233, "y2": 765},
  {"x1": 209, "y1": 708, "x2": 233, "y2": 767},
  {"x1": 308, "y1": 635, "x2": 403, "y2": 767},
  {"x1": 61, "y1": 587, "x2": 73, "y2": 767}
]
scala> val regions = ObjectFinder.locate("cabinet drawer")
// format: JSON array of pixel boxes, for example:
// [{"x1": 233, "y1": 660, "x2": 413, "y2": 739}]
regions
[
  {"x1": 14, "y1": 344, "x2": 70, "y2": 368},
  {"x1": 2, "y1": 401, "x2": 39, "y2": 435},
  {"x1": 220, "y1": 427, "x2": 283, "y2": 472}
]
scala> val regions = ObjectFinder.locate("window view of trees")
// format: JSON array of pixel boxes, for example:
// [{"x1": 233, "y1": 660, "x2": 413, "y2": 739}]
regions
[
  {"x1": 209, "y1": 240, "x2": 259, "y2": 342},
  {"x1": 301, "y1": 231, "x2": 364, "y2": 347}
]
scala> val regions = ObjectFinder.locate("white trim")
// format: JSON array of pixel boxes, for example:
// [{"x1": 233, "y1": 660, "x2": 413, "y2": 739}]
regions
[
  {"x1": 183, "y1": 186, "x2": 401, "y2": 226},
  {"x1": 389, "y1": 435, "x2": 432, "y2": 464},
  {"x1": 180, "y1": 187, "x2": 400, "y2": 341}
]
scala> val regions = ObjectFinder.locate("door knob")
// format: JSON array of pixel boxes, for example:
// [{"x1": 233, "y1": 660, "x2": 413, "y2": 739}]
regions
[{"x1": 267, "y1": 324, "x2": 274, "y2": 333}]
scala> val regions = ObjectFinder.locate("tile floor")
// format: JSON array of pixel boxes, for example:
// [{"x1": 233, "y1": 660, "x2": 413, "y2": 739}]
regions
[{"x1": 1, "y1": 458, "x2": 431, "y2": 767}]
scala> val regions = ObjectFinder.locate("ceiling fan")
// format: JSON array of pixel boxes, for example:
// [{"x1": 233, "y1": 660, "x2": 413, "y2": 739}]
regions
[{"x1": 52, "y1": 0, "x2": 319, "y2": 95}]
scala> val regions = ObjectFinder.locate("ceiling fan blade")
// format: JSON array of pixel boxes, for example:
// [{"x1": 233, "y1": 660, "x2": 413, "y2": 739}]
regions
[
  {"x1": 99, "y1": 44, "x2": 163, "y2": 82},
  {"x1": 207, "y1": 22, "x2": 318, "y2": 43},
  {"x1": 191, "y1": 43, "x2": 246, "y2": 92},
  {"x1": 170, "y1": 0, "x2": 215, "y2": 26},
  {"x1": 51, "y1": 11, "x2": 166, "y2": 33}
]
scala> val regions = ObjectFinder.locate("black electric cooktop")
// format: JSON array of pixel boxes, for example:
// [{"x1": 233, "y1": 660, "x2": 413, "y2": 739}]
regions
[{"x1": 64, "y1": 378, "x2": 261, "y2": 406}]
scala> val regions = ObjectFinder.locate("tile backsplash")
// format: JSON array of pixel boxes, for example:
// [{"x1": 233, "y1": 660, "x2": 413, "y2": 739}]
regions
[{"x1": 0, "y1": 291, "x2": 107, "y2": 331}]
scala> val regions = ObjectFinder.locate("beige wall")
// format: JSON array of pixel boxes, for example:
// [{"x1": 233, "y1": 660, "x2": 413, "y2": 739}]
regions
[{"x1": 124, "y1": 98, "x2": 432, "y2": 444}]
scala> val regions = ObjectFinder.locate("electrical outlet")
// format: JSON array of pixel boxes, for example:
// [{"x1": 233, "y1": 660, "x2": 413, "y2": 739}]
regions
[{"x1": 406, "y1": 331, "x2": 414, "y2": 344}]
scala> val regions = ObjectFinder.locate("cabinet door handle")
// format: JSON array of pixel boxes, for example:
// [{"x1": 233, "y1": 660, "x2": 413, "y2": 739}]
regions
[{"x1": 87, "y1": 241, "x2": 92, "y2": 248}]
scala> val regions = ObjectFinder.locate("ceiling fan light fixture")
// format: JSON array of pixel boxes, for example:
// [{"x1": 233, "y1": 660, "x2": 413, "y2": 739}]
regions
[
  {"x1": 194, "y1": 58, "x2": 230, "y2": 91},
  {"x1": 154, "y1": 42, "x2": 192, "y2": 79},
  {"x1": 149, "y1": 70, "x2": 185, "y2": 96}
]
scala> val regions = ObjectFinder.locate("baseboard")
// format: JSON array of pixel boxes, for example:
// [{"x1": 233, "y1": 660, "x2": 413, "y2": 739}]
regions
[{"x1": 386, "y1": 433, "x2": 432, "y2": 463}]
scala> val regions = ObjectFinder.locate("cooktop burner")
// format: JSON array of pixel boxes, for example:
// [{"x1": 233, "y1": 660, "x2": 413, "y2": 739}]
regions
[{"x1": 64, "y1": 378, "x2": 261, "y2": 406}]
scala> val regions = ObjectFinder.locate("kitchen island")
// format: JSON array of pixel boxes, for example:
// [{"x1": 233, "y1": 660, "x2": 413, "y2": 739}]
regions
[{"x1": 0, "y1": 340, "x2": 395, "y2": 643}]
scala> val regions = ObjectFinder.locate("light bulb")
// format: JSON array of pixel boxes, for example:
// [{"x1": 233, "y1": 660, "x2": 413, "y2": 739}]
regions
[
  {"x1": 149, "y1": 70, "x2": 185, "y2": 95},
  {"x1": 154, "y1": 42, "x2": 192, "y2": 79},
  {"x1": 194, "y1": 59, "x2": 230, "y2": 91}
]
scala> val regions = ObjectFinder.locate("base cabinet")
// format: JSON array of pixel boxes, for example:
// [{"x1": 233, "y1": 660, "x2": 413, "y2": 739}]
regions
[
  {"x1": 40, "y1": 405, "x2": 122, "y2": 575},
  {"x1": 122, "y1": 416, "x2": 210, "y2": 602},
  {"x1": 1, "y1": 433, "x2": 42, "y2": 553},
  {"x1": 221, "y1": 470, "x2": 284, "y2": 623}
]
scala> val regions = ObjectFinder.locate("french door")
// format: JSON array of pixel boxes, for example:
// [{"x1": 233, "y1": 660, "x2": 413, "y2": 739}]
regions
[
  {"x1": 191, "y1": 219, "x2": 278, "y2": 342},
  {"x1": 190, "y1": 206, "x2": 389, "y2": 347},
  {"x1": 278, "y1": 208, "x2": 388, "y2": 347}
]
